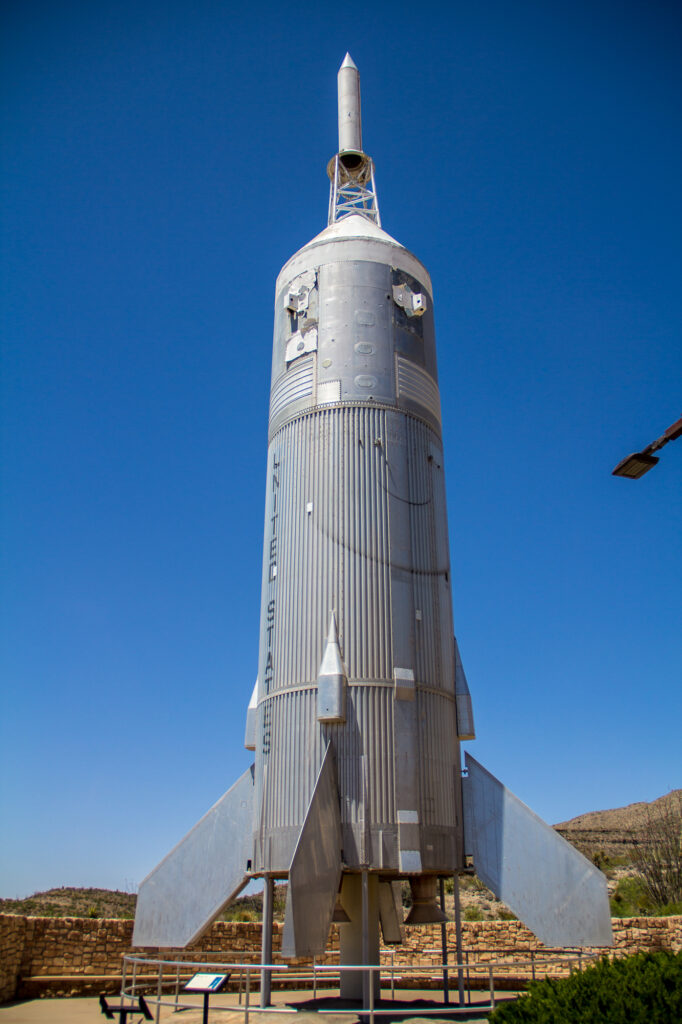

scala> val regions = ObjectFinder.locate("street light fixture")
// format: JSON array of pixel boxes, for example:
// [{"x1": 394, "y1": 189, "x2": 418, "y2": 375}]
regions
[{"x1": 612, "y1": 415, "x2": 682, "y2": 479}]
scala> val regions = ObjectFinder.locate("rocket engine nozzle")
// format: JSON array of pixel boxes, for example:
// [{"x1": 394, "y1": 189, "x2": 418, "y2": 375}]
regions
[{"x1": 403, "y1": 877, "x2": 448, "y2": 926}]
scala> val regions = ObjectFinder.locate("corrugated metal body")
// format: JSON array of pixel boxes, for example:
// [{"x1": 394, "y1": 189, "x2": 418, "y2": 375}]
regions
[
  {"x1": 254, "y1": 229, "x2": 463, "y2": 875},
  {"x1": 264, "y1": 405, "x2": 393, "y2": 686}
]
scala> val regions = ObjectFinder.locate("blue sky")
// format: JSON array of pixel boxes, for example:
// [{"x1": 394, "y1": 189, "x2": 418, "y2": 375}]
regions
[{"x1": 1, "y1": 0, "x2": 680, "y2": 898}]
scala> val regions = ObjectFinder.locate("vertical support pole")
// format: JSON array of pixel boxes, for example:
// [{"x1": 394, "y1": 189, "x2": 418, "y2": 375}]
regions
[
  {"x1": 261, "y1": 875, "x2": 274, "y2": 1008},
  {"x1": 370, "y1": 162, "x2": 381, "y2": 226},
  {"x1": 121, "y1": 958, "x2": 127, "y2": 1000},
  {"x1": 245, "y1": 967, "x2": 251, "y2": 1024},
  {"x1": 361, "y1": 869, "x2": 369, "y2": 1010},
  {"x1": 466, "y1": 950, "x2": 471, "y2": 1005},
  {"x1": 368, "y1": 964, "x2": 375, "y2": 1024},
  {"x1": 488, "y1": 965, "x2": 495, "y2": 1010},
  {"x1": 329, "y1": 156, "x2": 339, "y2": 225},
  {"x1": 155, "y1": 962, "x2": 163, "y2": 1024},
  {"x1": 439, "y1": 877, "x2": 449, "y2": 1004},
  {"x1": 340, "y1": 873, "x2": 380, "y2": 1000},
  {"x1": 174, "y1": 965, "x2": 180, "y2": 1008},
  {"x1": 453, "y1": 875, "x2": 465, "y2": 1006}
]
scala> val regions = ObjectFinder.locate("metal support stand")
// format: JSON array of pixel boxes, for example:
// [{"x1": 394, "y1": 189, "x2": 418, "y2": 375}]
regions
[
  {"x1": 339, "y1": 873, "x2": 380, "y2": 1001},
  {"x1": 327, "y1": 153, "x2": 381, "y2": 226},
  {"x1": 453, "y1": 875, "x2": 466, "y2": 1006},
  {"x1": 99, "y1": 995, "x2": 152, "y2": 1024},
  {"x1": 361, "y1": 870, "x2": 369, "y2": 1009},
  {"x1": 261, "y1": 875, "x2": 274, "y2": 1007},
  {"x1": 439, "y1": 877, "x2": 450, "y2": 1004}
]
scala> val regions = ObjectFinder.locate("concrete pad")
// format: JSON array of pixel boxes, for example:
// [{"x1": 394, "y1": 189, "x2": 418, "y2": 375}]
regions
[{"x1": 0, "y1": 990, "x2": 517, "y2": 1023}]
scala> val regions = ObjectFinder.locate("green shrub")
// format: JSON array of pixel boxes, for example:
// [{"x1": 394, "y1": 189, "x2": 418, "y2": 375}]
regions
[
  {"x1": 610, "y1": 875, "x2": 652, "y2": 917},
  {"x1": 488, "y1": 951, "x2": 682, "y2": 1023},
  {"x1": 463, "y1": 905, "x2": 483, "y2": 921}
]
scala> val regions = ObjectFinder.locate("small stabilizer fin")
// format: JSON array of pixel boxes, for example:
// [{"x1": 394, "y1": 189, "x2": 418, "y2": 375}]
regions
[
  {"x1": 462, "y1": 754, "x2": 613, "y2": 947},
  {"x1": 317, "y1": 611, "x2": 348, "y2": 723},
  {"x1": 281, "y1": 744, "x2": 343, "y2": 957},
  {"x1": 133, "y1": 764, "x2": 254, "y2": 948},
  {"x1": 244, "y1": 677, "x2": 259, "y2": 751},
  {"x1": 454, "y1": 636, "x2": 475, "y2": 740}
]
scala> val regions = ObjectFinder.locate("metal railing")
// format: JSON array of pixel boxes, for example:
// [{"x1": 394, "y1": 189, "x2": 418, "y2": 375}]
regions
[{"x1": 121, "y1": 948, "x2": 597, "y2": 1024}]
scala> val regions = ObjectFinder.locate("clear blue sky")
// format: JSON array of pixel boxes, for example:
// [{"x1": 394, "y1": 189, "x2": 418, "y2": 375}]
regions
[{"x1": 1, "y1": 0, "x2": 680, "y2": 899}]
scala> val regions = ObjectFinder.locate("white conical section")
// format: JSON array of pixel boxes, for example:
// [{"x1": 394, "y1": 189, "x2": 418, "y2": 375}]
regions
[
  {"x1": 317, "y1": 612, "x2": 347, "y2": 723},
  {"x1": 318, "y1": 612, "x2": 347, "y2": 679}
]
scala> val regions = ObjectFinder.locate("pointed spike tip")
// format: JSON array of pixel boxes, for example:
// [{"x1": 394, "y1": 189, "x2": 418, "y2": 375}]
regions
[
  {"x1": 328, "y1": 611, "x2": 338, "y2": 642},
  {"x1": 340, "y1": 52, "x2": 358, "y2": 71}
]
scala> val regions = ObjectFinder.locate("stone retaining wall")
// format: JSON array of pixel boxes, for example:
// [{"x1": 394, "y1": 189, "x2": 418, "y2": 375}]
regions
[{"x1": 1, "y1": 913, "x2": 680, "y2": 1002}]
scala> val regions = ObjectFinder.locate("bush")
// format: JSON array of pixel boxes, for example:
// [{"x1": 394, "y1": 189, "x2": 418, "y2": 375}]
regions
[
  {"x1": 611, "y1": 876, "x2": 682, "y2": 917},
  {"x1": 463, "y1": 905, "x2": 483, "y2": 921},
  {"x1": 610, "y1": 876, "x2": 653, "y2": 917},
  {"x1": 629, "y1": 792, "x2": 682, "y2": 910},
  {"x1": 488, "y1": 952, "x2": 682, "y2": 1024}
]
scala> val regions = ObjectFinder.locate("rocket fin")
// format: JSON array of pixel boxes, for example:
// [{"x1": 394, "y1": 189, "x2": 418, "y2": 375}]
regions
[
  {"x1": 133, "y1": 764, "x2": 254, "y2": 948},
  {"x1": 281, "y1": 744, "x2": 342, "y2": 957},
  {"x1": 454, "y1": 637, "x2": 475, "y2": 740},
  {"x1": 244, "y1": 677, "x2": 258, "y2": 751},
  {"x1": 462, "y1": 754, "x2": 613, "y2": 947},
  {"x1": 378, "y1": 880, "x2": 404, "y2": 944}
]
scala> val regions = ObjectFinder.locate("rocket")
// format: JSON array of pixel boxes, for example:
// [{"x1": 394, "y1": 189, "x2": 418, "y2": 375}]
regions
[{"x1": 133, "y1": 56, "x2": 612, "y2": 985}]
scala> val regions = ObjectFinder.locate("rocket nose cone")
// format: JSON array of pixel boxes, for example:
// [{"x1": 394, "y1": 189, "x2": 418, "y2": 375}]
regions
[{"x1": 340, "y1": 52, "x2": 358, "y2": 71}]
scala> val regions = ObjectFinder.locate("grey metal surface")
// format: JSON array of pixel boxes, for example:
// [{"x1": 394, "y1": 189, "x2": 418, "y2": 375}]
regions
[
  {"x1": 337, "y1": 54, "x2": 362, "y2": 153},
  {"x1": 317, "y1": 612, "x2": 348, "y2": 723},
  {"x1": 339, "y1": 874, "x2": 381, "y2": 1000},
  {"x1": 255, "y1": 188, "x2": 463, "y2": 874},
  {"x1": 254, "y1": 391, "x2": 463, "y2": 873},
  {"x1": 378, "y1": 880, "x2": 404, "y2": 944},
  {"x1": 244, "y1": 678, "x2": 258, "y2": 751},
  {"x1": 132, "y1": 765, "x2": 254, "y2": 948},
  {"x1": 260, "y1": 876, "x2": 274, "y2": 1007},
  {"x1": 281, "y1": 745, "x2": 342, "y2": 957},
  {"x1": 462, "y1": 754, "x2": 613, "y2": 947},
  {"x1": 276, "y1": 216, "x2": 432, "y2": 297},
  {"x1": 454, "y1": 638, "x2": 475, "y2": 740}
]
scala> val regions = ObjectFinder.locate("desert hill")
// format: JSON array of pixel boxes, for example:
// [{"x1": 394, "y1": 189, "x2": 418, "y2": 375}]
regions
[
  {"x1": 0, "y1": 887, "x2": 136, "y2": 919},
  {"x1": 555, "y1": 788, "x2": 681, "y2": 860}
]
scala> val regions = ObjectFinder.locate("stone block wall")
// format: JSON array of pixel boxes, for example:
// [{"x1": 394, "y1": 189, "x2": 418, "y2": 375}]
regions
[
  {"x1": 0, "y1": 915, "x2": 26, "y2": 1003},
  {"x1": 1, "y1": 912, "x2": 680, "y2": 1002}
]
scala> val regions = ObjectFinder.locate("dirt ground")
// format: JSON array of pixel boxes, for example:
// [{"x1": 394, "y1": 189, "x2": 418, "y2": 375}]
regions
[{"x1": 0, "y1": 988, "x2": 516, "y2": 1023}]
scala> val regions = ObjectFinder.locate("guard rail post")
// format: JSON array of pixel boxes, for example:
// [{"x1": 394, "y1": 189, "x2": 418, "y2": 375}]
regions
[{"x1": 155, "y1": 961, "x2": 163, "y2": 1024}]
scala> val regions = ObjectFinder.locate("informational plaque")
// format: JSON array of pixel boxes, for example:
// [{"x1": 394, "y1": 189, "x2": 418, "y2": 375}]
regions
[{"x1": 184, "y1": 972, "x2": 228, "y2": 993}]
